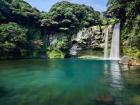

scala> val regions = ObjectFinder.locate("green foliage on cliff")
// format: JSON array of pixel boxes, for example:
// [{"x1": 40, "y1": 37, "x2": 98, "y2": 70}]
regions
[
  {"x1": 47, "y1": 49, "x2": 65, "y2": 59},
  {"x1": 0, "y1": 0, "x2": 40, "y2": 25},
  {"x1": 107, "y1": 0, "x2": 140, "y2": 58},
  {"x1": 41, "y1": 1, "x2": 100, "y2": 36},
  {"x1": 2, "y1": 0, "x2": 139, "y2": 59},
  {"x1": 46, "y1": 37, "x2": 69, "y2": 58},
  {"x1": 0, "y1": 22, "x2": 28, "y2": 58},
  {"x1": 0, "y1": 0, "x2": 42, "y2": 58},
  {"x1": 0, "y1": 0, "x2": 100, "y2": 59}
]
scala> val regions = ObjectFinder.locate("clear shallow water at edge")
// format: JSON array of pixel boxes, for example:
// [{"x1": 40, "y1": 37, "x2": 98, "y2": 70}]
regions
[{"x1": 0, "y1": 59, "x2": 140, "y2": 105}]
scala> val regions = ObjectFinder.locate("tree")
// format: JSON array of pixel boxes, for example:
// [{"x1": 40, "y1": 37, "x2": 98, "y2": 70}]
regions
[
  {"x1": 0, "y1": 22, "x2": 28, "y2": 58},
  {"x1": 40, "y1": 1, "x2": 100, "y2": 45}
]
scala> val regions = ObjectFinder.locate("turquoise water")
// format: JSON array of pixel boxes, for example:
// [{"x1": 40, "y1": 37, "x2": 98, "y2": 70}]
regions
[{"x1": 0, "y1": 59, "x2": 140, "y2": 105}]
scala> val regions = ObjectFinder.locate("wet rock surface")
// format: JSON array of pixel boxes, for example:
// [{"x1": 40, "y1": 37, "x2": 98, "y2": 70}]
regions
[
  {"x1": 120, "y1": 56, "x2": 140, "y2": 67},
  {"x1": 71, "y1": 26, "x2": 104, "y2": 49},
  {"x1": 119, "y1": 56, "x2": 130, "y2": 65}
]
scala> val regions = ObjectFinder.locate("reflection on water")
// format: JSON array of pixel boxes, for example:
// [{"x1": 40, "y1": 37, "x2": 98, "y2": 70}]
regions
[
  {"x1": 110, "y1": 61, "x2": 123, "y2": 90},
  {"x1": 110, "y1": 62, "x2": 124, "y2": 105},
  {"x1": 0, "y1": 59, "x2": 140, "y2": 105}
]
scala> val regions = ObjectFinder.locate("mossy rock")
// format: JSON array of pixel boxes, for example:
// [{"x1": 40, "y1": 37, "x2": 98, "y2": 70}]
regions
[{"x1": 47, "y1": 50, "x2": 64, "y2": 59}]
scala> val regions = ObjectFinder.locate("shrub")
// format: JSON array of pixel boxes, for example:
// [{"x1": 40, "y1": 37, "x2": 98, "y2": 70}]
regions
[
  {"x1": 123, "y1": 47, "x2": 140, "y2": 59},
  {"x1": 47, "y1": 49, "x2": 64, "y2": 59}
]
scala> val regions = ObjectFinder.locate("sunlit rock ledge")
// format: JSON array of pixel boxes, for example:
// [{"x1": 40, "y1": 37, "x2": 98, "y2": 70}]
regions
[{"x1": 130, "y1": 60, "x2": 140, "y2": 66}]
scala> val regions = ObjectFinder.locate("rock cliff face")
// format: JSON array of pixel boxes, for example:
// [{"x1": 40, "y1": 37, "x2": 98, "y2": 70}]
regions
[
  {"x1": 72, "y1": 26, "x2": 104, "y2": 49},
  {"x1": 69, "y1": 26, "x2": 105, "y2": 56},
  {"x1": 46, "y1": 26, "x2": 105, "y2": 57}
]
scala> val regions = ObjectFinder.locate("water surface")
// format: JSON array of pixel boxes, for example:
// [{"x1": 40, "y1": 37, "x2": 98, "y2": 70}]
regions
[{"x1": 0, "y1": 59, "x2": 140, "y2": 105}]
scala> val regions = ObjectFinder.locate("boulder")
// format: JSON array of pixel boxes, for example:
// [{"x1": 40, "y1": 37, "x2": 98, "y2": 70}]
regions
[
  {"x1": 119, "y1": 56, "x2": 130, "y2": 65},
  {"x1": 119, "y1": 56, "x2": 140, "y2": 67}
]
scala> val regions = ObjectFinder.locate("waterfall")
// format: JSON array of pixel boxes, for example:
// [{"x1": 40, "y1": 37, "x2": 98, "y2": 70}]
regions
[
  {"x1": 69, "y1": 44, "x2": 79, "y2": 56},
  {"x1": 70, "y1": 30, "x2": 83, "y2": 56},
  {"x1": 104, "y1": 26, "x2": 109, "y2": 59},
  {"x1": 76, "y1": 31, "x2": 83, "y2": 41},
  {"x1": 110, "y1": 23, "x2": 120, "y2": 60}
]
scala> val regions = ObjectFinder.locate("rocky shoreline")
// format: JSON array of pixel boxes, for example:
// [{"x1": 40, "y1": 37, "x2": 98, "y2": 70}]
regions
[{"x1": 119, "y1": 56, "x2": 140, "y2": 66}]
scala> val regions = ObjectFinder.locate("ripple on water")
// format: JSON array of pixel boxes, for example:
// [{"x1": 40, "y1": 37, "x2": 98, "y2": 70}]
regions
[{"x1": 0, "y1": 59, "x2": 140, "y2": 105}]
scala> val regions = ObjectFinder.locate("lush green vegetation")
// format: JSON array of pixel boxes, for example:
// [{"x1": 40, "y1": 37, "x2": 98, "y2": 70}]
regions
[
  {"x1": 0, "y1": 0, "x2": 139, "y2": 59},
  {"x1": 0, "y1": 0, "x2": 42, "y2": 58},
  {"x1": 0, "y1": 0, "x2": 101, "y2": 59},
  {"x1": 0, "y1": 22, "x2": 28, "y2": 58},
  {"x1": 107, "y1": 0, "x2": 140, "y2": 59}
]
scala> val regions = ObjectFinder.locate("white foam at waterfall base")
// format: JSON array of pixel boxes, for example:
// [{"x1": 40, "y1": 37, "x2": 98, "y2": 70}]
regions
[{"x1": 110, "y1": 23, "x2": 120, "y2": 60}]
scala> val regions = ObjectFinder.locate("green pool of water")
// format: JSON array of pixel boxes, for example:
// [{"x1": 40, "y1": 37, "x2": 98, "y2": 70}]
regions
[{"x1": 0, "y1": 59, "x2": 140, "y2": 105}]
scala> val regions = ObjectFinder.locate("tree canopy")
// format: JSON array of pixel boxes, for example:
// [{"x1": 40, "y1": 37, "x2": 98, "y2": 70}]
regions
[
  {"x1": 0, "y1": 22, "x2": 28, "y2": 58},
  {"x1": 0, "y1": 0, "x2": 40, "y2": 26},
  {"x1": 41, "y1": 1, "x2": 100, "y2": 35}
]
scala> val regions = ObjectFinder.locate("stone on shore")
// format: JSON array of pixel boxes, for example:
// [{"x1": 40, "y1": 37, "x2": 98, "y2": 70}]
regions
[
  {"x1": 119, "y1": 56, "x2": 140, "y2": 66},
  {"x1": 119, "y1": 56, "x2": 130, "y2": 65}
]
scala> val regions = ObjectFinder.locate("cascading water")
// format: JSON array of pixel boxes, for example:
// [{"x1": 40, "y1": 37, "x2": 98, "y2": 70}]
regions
[
  {"x1": 70, "y1": 30, "x2": 83, "y2": 56},
  {"x1": 104, "y1": 26, "x2": 109, "y2": 59},
  {"x1": 76, "y1": 31, "x2": 83, "y2": 41},
  {"x1": 69, "y1": 44, "x2": 79, "y2": 56},
  {"x1": 110, "y1": 23, "x2": 120, "y2": 60}
]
